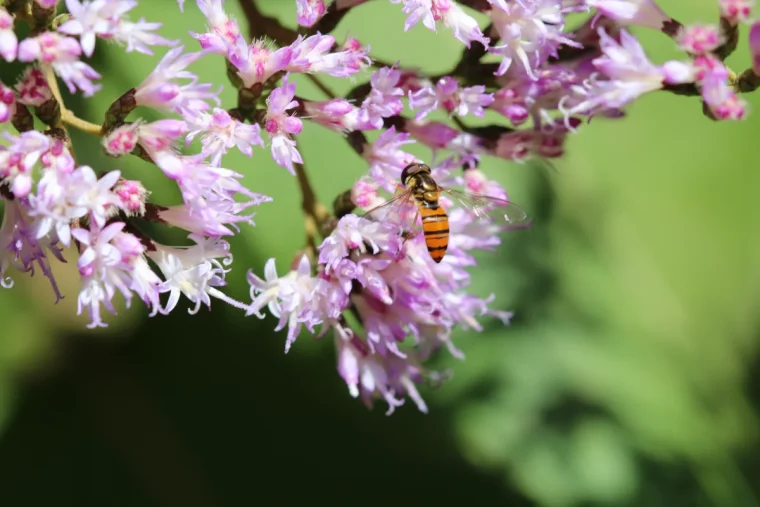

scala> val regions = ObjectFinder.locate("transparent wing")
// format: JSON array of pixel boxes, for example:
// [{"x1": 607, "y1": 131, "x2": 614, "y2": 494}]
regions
[
  {"x1": 441, "y1": 188, "x2": 531, "y2": 229},
  {"x1": 359, "y1": 188, "x2": 422, "y2": 236}
]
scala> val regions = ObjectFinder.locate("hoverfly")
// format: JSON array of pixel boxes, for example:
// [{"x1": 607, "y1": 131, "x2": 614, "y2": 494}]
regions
[{"x1": 360, "y1": 163, "x2": 530, "y2": 263}]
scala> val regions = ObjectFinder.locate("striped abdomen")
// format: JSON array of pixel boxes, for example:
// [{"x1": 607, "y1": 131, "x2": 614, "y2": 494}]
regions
[{"x1": 420, "y1": 202, "x2": 449, "y2": 263}]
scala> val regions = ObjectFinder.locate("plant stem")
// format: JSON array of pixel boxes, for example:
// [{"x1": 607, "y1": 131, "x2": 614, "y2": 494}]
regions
[
  {"x1": 305, "y1": 74, "x2": 336, "y2": 99},
  {"x1": 294, "y1": 158, "x2": 329, "y2": 259},
  {"x1": 40, "y1": 63, "x2": 77, "y2": 155},
  {"x1": 238, "y1": 0, "x2": 297, "y2": 44},
  {"x1": 62, "y1": 110, "x2": 103, "y2": 135}
]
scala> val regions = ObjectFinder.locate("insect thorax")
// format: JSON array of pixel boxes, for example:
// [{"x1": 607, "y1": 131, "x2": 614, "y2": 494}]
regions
[{"x1": 400, "y1": 163, "x2": 432, "y2": 186}]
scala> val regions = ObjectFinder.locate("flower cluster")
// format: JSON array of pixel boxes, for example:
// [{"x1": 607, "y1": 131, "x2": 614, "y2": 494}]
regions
[{"x1": 0, "y1": 0, "x2": 758, "y2": 414}]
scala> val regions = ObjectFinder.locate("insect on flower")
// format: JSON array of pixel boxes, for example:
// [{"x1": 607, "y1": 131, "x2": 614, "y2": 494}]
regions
[{"x1": 360, "y1": 163, "x2": 530, "y2": 263}]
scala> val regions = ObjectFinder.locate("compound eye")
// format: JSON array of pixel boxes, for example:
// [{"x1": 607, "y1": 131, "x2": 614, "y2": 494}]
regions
[{"x1": 400, "y1": 164, "x2": 417, "y2": 185}]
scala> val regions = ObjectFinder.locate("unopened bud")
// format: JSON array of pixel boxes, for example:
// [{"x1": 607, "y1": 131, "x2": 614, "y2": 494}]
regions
[
  {"x1": 103, "y1": 122, "x2": 141, "y2": 157},
  {"x1": 114, "y1": 179, "x2": 150, "y2": 216}
]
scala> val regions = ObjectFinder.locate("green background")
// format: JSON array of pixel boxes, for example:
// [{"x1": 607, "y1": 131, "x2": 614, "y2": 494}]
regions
[{"x1": 0, "y1": 0, "x2": 758, "y2": 505}]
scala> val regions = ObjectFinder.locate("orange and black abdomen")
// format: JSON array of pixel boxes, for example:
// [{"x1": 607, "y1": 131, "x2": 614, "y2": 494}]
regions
[{"x1": 420, "y1": 203, "x2": 449, "y2": 263}]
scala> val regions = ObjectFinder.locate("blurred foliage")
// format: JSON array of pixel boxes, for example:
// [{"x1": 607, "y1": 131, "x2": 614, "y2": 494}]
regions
[{"x1": 0, "y1": 0, "x2": 759, "y2": 505}]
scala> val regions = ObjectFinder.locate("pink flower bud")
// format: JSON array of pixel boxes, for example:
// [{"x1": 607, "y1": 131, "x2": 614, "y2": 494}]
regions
[
  {"x1": 296, "y1": 0, "x2": 326, "y2": 28},
  {"x1": 719, "y1": 0, "x2": 753, "y2": 25},
  {"x1": 0, "y1": 7, "x2": 17, "y2": 61},
  {"x1": 14, "y1": 67, "x2": 52, "y2": 106},
  {"x1": 677, "y1": 24, "x2": 722, "y2": 55},
  {"x1": 0, "y1": 83, "x2": 15, "y2": 124},
  {"x1": 103, "y1": 123, "x2": 141, "y2": 157},
  {"x1": 113, "y1": 179, "x2": 149, "y2": 216}
]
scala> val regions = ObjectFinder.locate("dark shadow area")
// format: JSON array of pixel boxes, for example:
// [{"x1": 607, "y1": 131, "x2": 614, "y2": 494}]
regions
[{"x1": 0, "y1": 307, "x2": 532, "y2": 507}]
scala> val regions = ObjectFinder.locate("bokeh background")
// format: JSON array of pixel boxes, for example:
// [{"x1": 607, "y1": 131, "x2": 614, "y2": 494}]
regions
[{"x1": 1, "y1": 0, "x2": 759, "y2": 505}]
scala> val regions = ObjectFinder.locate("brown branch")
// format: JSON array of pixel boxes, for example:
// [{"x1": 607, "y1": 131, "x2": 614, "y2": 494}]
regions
[
  {"x1": 736, "y1": 69, "x2": 760, "y2": 93},
  {"x1": 238, "y1": 0, "x2": 298, "y2": 45},
  {"x1": 452, "y1": 23, "x2": 492, "y2": 76},
  {"x1": 662, "y1": 82, "x2": 701, "y2": 97},
  {"x1": 305, "y1": 74, "x2": 336, "y2": 99},
  {"x1": 305, "y1": 0, "x2": 359, "y2": 35},
  {"x1": 457, "y1": 0, "x2": 492, "y2": 12},
  {"x1": 714, "y1": 17, "x2": 739, "y2": 61},
  {"x1": 294, "y1": 154, "x2": 330, "y2": 259}
]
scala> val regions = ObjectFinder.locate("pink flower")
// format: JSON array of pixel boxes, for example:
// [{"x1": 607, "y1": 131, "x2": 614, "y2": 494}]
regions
[
  {"x1": 264, "y1": 77, "x2": 303, "y2": 174},
  {"x1": 58, "y1": 0, "x2": 122, "y2": 57},
  {"x1": 296, "y1": 0, "x2": 326, "y2": 27},
  {"x1": 59, "y1": 0, "x2": 177, "y2": 57},
  {"x1": 69, "y1": 166, "x2": 122, "y2": 228},
  {"x1": 677, "y1": 24, "x2": 722, "y2": 55},
  {"x1": 246, "y1": 255, "x2": 346, "y2": 352},
  {"x1": 586, "y1": 0, "x2": 672, "y2": 30},
  {"x1": 17, "y1": 32, "x2": 102, "y2": 96},
  {"x1": 149, "y1": 234, "x2": 246, "y2": 315},
  {"x1": 750, "y1": 21, "x2": 760, "y2": 75},
  {"x1": 14, "y1": 67, "x2": 52, "y2": 106},
  {"x1": 560, "y1": 29, "x2": 693, "y2": 123},
  {"x1": 391, "y1": 0, "x2": 489, "y2": 48},
  {"x1": 0, "y1": 7, "x2": 17, "y2": 61},
  {"x1": 0, "y1": 131, "x2": 50, "y2": 198},
  {"x1": 336, "y1": 335, "x2": 428, "y2": 414},
  {"x1": 0, "y1": 83, "x2": 15, "y2": 124},
  {"x1": 359, "y1": 66, "x2": 405, "y2": 129},
  {"x1": 0, "y1": 199, "x2": 64, "y2": 302},
  {"x1": 719, "y1": 0, "x2": 753, "y2": 25},
  {"x1": 351, "y1": 178, "x2": 385, "y2": 210},
  {"x1": 409, "y1": 76, "x2": 494, "y2": 120},
  {"x1": 185, "y1": 108, "x2": 264, "y2": 166},
  {"x1": 73, "y1": 221, "x2": 162, "y2": 327},
  {"x1": 287, "y1": 33, "x2": 370, "y2": 77},
  {"x1": 103, "y1": 122, "x2": 140, "y2": 157},
  {"x1": 404, "y1": 120, "x2": 460, "y2": 153},
  {"x1": 302, "y1": 98, "x2": 363, "y2": 132},
  {"x1": 134, "y1": 119, "x2": 189, "y2": 169},
  {"x1": 113, "y1": 179, "x2": 149, "y2": 216},
  {"x1": 702, "y1": 78, "x2": 747, "y2": 120},
  {"x1": 135, "y1": 46, "x2": 219, "y2": 113},
  {"x1": 487, "y1": 0, "x2": 580, "y2": 79},
  {"x1": 229, "y1": 40, "x2": 292, "y2": 87},
  {"x1": 362, "y1": 126, "x2": 418, "y2": 192},
  {"x1": 190, "y1": 0, "x2": 245, "y2": 54}
]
